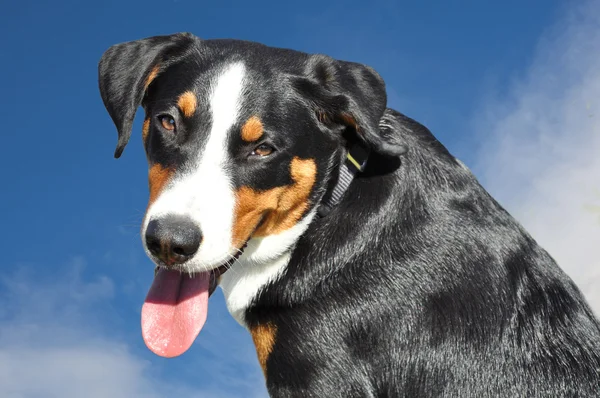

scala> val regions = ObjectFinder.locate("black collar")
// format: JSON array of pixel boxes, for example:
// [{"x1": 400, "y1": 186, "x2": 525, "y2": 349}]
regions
[{"x1": 317, "y1": 141, "x2": 370, "y2": 218}]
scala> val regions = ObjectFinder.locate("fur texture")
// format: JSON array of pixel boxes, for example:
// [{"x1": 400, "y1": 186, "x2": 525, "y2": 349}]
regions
[{"x1": 98, "y1": 33, "x2": 600, "y2": 397}]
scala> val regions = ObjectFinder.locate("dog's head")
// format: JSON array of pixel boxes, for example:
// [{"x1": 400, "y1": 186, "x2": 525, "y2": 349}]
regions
[
  {"x1": 99, "y1": 33, "x2": 403, "y2": 272},
  {"x1": 99, "y1": 33, "x2": 404, "y2": 357}
]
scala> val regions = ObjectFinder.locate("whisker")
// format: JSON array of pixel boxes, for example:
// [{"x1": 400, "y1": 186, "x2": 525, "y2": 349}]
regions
[{"x1": 212, "y1": 245, "x2": 251, "y2": 293}]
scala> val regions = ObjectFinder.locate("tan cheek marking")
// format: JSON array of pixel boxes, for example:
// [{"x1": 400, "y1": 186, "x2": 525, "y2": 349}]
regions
[
  {"x1": 231, "y1": 157, "x2": 317, "y2": 246},
  {"x1": 255, "y1": 157, "x2": 317, "y2": 236},
  {"x1": 241, "y1": 116, "x2": 264, "y2": 142},
  {"x1": 142, "y1": 118, "x2": 150, "y2": 142},
  {"x1": 177, "y1": 91, "x2": 198, "y2": 118},
  {"x1": 232, "y1": 185, "x2": 284, "y2": 247},
  {"x1": 148, "y1": 164, "x2": 172, "y2": 206},
  {"x1": 145, "y1": 65, "x2": 161, "y2": 89},
  {"x1": 250, "y1": 322, "x2": 277, "y2": 378}
]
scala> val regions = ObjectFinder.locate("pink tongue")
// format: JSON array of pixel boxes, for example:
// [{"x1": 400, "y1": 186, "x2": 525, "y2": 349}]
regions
[{"x1": 141, "y1": 268, "x2": 209, "y2": 358}]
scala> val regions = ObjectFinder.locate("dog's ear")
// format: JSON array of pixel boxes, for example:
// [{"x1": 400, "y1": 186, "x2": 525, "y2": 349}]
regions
[
  {"x1": 292, "y1": 55, "x2": 406, "y2": 157},
  {"x1": 98, "y1": 33, "x2": 197, "y2": 158}
]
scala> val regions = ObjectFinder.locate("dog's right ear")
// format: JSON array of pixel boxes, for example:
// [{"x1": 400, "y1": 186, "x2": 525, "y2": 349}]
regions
[
  {"x1": 290, "y1": 54, "x2": 407, "y2": 157},
  {"x1": 98, "y1": 33, "x2": 197, "y2": 158}
]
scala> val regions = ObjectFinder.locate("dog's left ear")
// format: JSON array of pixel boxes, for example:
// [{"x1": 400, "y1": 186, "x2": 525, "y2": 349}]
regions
[
  {"x1": 98, "y1": 33, "x2": 197, "y2": 158},
  {"x1": 292, "y1": 55, "x2": 406, "y2": 157}
]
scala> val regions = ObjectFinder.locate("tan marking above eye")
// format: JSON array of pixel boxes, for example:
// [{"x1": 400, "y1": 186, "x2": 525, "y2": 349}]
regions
[
  {"x1": 231, "y1": 157, "x2": 317, "y2": 247},
  {"x1": 250, "y1": 322, "x2": 277, "y2": 378},
  {"x1": 241, "y1": 116, "x2": 264, "y2": 142},
  {"x1": 177, "y1": 91, "x2": 198, "y2": 118}
]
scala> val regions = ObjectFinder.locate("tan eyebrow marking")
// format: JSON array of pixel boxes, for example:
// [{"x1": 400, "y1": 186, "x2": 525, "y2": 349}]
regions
[
  {"x1": 177, "y1": 91, "x2": 198, "y2": 118},
  {"x1": 241, "y1": 116, "x2": 264, "y2": 142}
]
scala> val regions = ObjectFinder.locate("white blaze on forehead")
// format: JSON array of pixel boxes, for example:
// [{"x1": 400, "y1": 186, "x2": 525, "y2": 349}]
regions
[
  {"x1": 142, "y1": 62, "x2": 247, "y2": 270},
  {"x1": 142, "y1": 60, "x2": 316, "y2": 325}
]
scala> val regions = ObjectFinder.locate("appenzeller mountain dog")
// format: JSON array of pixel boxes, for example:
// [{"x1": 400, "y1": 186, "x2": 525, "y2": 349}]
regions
[{"x1": 98, "y1": 33, "x2": 600, "y2": 397}]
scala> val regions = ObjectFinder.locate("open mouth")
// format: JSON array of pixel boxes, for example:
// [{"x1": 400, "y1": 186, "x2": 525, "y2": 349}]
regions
[
  {"x1": 208, "y1": 240, "x2": 249, "y2": 296},
  {"x1": 141, "y1": 242, "x2": 249, "y2": 358}
]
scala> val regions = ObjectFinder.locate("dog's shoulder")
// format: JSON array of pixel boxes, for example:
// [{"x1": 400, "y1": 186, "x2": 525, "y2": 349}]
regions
[{"x1": 250, "y1": 109, "x2": 600, "y2": 397}]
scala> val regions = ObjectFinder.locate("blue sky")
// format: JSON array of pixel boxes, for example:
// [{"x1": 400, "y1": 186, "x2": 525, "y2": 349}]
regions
[{"x1": 2, "y1": 0, "x2": 599, "y2": 397}]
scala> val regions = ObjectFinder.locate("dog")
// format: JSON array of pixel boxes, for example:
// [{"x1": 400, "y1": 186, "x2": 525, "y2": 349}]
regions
[{"x1": 98, "y1": 33, "x2": 600, "y2": 397}]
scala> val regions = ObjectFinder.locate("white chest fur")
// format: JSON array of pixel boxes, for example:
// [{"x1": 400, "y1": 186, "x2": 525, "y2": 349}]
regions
[
  {"x1": 219, "y1": 250, "x2": 291, "y2": 326},
  {"x1": 219, "y1": 212, "x2": 315, "y2": 326}
]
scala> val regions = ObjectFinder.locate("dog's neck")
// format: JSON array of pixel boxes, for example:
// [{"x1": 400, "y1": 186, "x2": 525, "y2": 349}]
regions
[
  {"x1": 242, "y1": 108, "x2": 461, "y2": 318},
  {"x1": 219, "y1": 148, "x2": 386, "y2": 327},
  {"x1": 219, "y1": 210, "x2": 317, "y2": 326},
  {"x1": 221, "y1": 109, "x2": 428, "y2": 326},
  {"x1": 220, "y1": 132, "x2": 379, "y2": 326}
]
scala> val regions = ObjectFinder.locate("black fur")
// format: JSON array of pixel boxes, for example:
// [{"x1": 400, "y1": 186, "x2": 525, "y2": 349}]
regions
[
  {"x1": 249, "y1": 109, "x2": 600, "y2": 396},
  {"x1": 98, "y1": 33, "x2": 197, "y2": 158},
  {"x1": 98, "y1": 34, "x2": 600, "y2": 397}
]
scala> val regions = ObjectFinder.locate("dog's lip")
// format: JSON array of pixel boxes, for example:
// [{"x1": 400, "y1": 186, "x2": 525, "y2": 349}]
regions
[
  {"x1": 152, "y1": 241, "x2": 250, "y2": 297},
  {"x1": 207, "y1": 215, "x2": 264, "y2": 294},
  {"x1": 151, "y1": 215, "x2": 263, "y2": 296},
  {"x1": 208, "y1": 241, "x2": 249, "y2": 296}
]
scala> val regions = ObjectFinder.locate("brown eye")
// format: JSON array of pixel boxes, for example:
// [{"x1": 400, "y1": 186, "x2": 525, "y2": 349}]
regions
[
  {"x1": 158, "y1": 115, "x2": 176, "y2": 132},
  {"x1": 251, "y1": 143, "x2": 275, "y2": 157}
]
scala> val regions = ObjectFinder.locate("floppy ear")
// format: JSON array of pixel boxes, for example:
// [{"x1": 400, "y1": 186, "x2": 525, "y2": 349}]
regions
[
  {"x1": 98, "y1": 33, "x2": 197, "y2": 158},
  {"x1": 292, "y1": 54, "x2": 406, "y2": 156}
]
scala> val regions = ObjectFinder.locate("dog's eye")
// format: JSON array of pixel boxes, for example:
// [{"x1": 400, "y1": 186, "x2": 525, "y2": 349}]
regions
[
  {"x1": 158, "y1": 115, "x2": 176, "y2": 132},
  {"x1": 251, "y1": 143, "x2": 275, "y2": 157}
]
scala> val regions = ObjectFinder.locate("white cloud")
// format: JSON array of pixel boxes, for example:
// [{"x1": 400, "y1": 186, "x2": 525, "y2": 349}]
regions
[
  {"x1": 0, "y1": 344, "x2": 158, "y2": 398},
  {"x1": 0, "y1": 259, "x2": 157, "y2": 398},
  {"x1": 0, "y1": 259, "x2": 267, "y2": 398},
  {"x1": 471, "y1": 1, "x2": 600, "y2": 313}
]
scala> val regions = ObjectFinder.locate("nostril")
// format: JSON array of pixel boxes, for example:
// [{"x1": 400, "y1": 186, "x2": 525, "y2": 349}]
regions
[
  {"x1": 147, "y1": 238, "x2": 161, "y2": 256},
  {"x1": 145, "y1": 220, "x2": 162, "y2": 256},
  {"x1": 173, "y1": 246, "x2": 186, "y2": 256},
  {"x1": 171, "y1": 229, "x2": 201, "y2": 258},
  {"x1": 168, "y1": 217, "x2": 201, "y2": 259}
]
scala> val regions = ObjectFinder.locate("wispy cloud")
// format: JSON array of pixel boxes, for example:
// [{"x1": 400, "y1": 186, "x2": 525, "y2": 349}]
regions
[
  {"x1": 0, "y1": 258, "x2": 156, "y2": 398},
  {"x1": 470, "y1": 1, "x2": 600, "y2": 313},
  {"x1": 0, "y1": 258, "x2": 267, "y2": 398}
]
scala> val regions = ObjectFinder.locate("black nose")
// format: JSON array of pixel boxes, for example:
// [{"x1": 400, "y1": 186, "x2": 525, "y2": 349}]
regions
[{"x1": 145, "y1": 215, "x2": 202, "y2": 266}]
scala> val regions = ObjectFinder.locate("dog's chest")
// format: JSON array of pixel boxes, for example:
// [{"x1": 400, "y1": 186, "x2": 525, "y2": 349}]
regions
[{"x1": 219, "y1": 251, "x2": 291, "y2": 326}]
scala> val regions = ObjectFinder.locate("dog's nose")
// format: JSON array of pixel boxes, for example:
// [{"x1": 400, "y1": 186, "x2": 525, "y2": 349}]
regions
[{"x1": 145, "y1": 215, "x2": 202, "y2": 265}]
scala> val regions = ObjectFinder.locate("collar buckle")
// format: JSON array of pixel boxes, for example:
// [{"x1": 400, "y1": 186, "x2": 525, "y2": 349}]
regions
[
  {"x1": 317, "y1": 140, "x2": 370, "y2": 218},
  {"x1": 345, "y1": 142, "x2": 369, "y2": 173}
]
